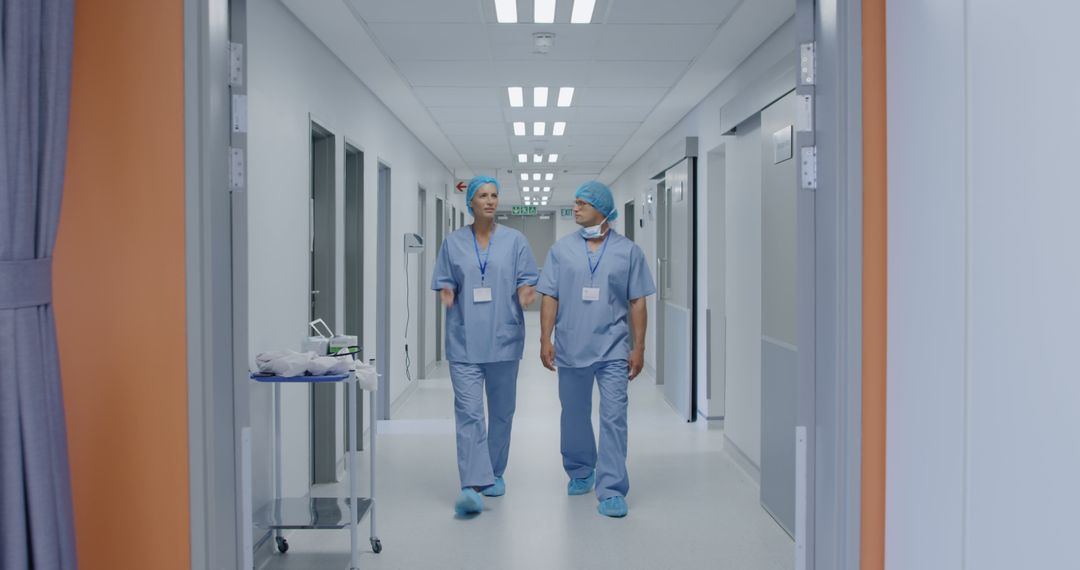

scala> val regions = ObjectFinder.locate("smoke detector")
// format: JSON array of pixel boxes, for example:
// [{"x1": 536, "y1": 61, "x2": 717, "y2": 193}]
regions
[{"x1": 533, "y1": 33, "x2": 555, "y2": 54}]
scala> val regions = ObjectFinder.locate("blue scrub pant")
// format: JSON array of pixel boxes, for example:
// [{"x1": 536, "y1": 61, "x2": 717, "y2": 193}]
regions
[
  {"x1": 558, "y1": 359, "x2": 629, "y2": 501},
  {"x1": 448, "y1": 360, "x2": 519, "y2": 489}
]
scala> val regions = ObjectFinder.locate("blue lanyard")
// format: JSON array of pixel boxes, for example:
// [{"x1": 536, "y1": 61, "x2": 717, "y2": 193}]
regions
[
  {"x1": 471, "y1": 225, "x2": 492, "y2": 283},
  {"x1": 583, "y1": 233, "x2": 610, "y2": 281}
]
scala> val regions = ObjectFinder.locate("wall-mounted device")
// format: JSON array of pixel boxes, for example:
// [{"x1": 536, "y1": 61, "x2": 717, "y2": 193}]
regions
[{"x1": 403, "y1": 232, "x2": 424, "y2": 253}]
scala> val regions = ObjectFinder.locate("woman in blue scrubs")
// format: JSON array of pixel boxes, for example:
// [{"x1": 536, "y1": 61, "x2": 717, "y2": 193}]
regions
[{"x1": 431, "y1": 176, "x2": 539, "y2": 516}]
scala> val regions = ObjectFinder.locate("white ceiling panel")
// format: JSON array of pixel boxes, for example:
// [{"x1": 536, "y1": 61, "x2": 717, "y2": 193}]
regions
[
  {"x1": 562, "y1": 122, "x2": 641, "y2": 136},
  {"x1": 569, "y1": 106, "x2": 654, "y2": 122},
  {"x1": 439, "y1": 122, "x2": 509, "y2": 135},
  {"x1": 347, "y1": 0, "x2": 485, "y2": 23},
  {"x1": 488, "y1": 25, "x2": 600, "y2": 60},
  {"x1": 595, "y1": 25, "x2": 718, "y2": 61},
  {"x1": 368, "y1": 24, "x2": 491, "y2": 60},
  {"x1": 414, "y1": 87, "x2": 502, "y2": 107},
  {"x1": 573, "y1": 87, "x2": 669, "y2": 107},
  {"x1": 289, "y1": 0, "x2": 794, "y2": 194},
  {"x1": 604, "y1": 0, "x2": 742, "y2": 25},
  {"x1": 586, "y1": 61, "x2": 690, "y2": 88},
  {"x1": 428, "y1": 106, "x2": 506, "y2": 123},
  {"x1": 491, "y1": 61, "x2": 594, "y2": 87}
]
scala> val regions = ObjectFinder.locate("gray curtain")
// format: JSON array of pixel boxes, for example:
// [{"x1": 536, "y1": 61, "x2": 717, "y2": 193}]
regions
[{"x1": 0, "y1": 0, "x2": 78, "y2": 568}]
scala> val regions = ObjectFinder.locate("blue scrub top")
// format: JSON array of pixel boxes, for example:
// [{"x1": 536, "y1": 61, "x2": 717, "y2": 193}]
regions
[
  {"x1": 431, "y1": 224, "x2": 539, "y2": 364},
  {"x1": 537, "y1": 230, "x2": 656, "y2": 369}
]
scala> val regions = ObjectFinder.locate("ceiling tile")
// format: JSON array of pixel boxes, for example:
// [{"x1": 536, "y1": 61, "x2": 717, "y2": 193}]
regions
[
  {"x1": 347, "y1": 0, "x2": 484, "y2": 23},
  {"x1": 414, "y1": 87, "x2": 502, "y2": 107},
  {"x1": 604, "y1": 0, "x2": 742, "y2": 25},
  {"x1": 368, "y1": 23, "x2": 491, "y2": 60},
  {"x1": 573, "y1": 87, "x2": 668, "y2": 107},
  {"x1": 586, "y1": 61, "x2": 690, "y2": 87},
  {"x1": 596, "y1": 25, "x2": 718, "y2": 61},
  {"x1": 428, "y1": 106, "x2": 505, "y2": 123}
]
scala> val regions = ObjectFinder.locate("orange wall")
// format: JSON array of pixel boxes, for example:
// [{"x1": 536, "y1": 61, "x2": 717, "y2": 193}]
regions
[
  {"x1": 862, "y1": 0, "x2": 887, "y2": 568},
  {"x1": 54, "y1": 1, "x2": 189, "y2": 569}
]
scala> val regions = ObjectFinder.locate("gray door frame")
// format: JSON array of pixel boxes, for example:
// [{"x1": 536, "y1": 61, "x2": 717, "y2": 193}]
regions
[
  {"x1": 344, "y1": 141, "x2": 364, "y2": 453},
  {"x1": 184, "y1": 0, "x2": 248, "y2": 567},
  {"x1": 434, "y1": 197, "x2": 445, "y2": 362},
  {"x1": 376, "y1": 162, "x2": 392, "y2": 419},
  {"x1": 415, "y1": 186, "x2": 427, "y2": 378},
  {"x1": 309, "y1": 119, "x2": 338, "y2": 484}
]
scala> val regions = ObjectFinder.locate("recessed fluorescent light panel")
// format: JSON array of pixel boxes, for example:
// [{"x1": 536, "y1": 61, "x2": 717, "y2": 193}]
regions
[
  {"x1": 570, "y1": 0, "x2": 596, "y2": 23},
  {"x1": 514, "y1": 122, "x2": 526, "y2": 136},
  {"x1": 553, "y1": 122, "x2": 566, "y2": 136},
  {"x1": 543, "y1": 187, "x2": 551, "y2": 192},
  {"x1": 534, "y1": 87, "x2": 549, "y2": 107},
  {"x1": 518, "y1": 154, "x2": 528, "y2": 163},
  {"x1": 557, "y1": 87, "x2": 575, "y2": 107},
  {"x1": 533, "y1": 173, "x2": 541, "y2": 181},
  {"x1": 533, "y1": 122, "x2": 546, "y2": 136},
  {"x1": 548, "y1": 154, "x2": 558, "y2": 163},
  {"x1": 495, "y1": 0, "x2": 518, "y2": 23},
  {"x1": 520, "y1": 173, "x2": 529, "y2": 181},
  {"x1": 508, "y1": 87, "x2": 524, "y2": 107},
  {"x1": 534, "y1": 0, "x2": 556, "y2": 24},
  {"x1": 545, "y1": 173, "x2": 554, "y2": 181},
  {"x1": 533, "y1": 154, "x2": 543, "y2": 163}
]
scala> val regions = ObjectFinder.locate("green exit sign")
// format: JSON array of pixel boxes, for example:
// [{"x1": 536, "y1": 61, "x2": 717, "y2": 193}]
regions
[
  {"x1": 512, "y1": 206, "x2": 537, "y2": 216},
  {"x1": 560, "y1": 207, "x2": 574, "y2": 218}
]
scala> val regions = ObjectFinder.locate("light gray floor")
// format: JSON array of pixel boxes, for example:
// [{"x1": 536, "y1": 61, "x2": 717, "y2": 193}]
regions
[{"x1": 262, "y1": 314, "x2": 793, "y2": 570}]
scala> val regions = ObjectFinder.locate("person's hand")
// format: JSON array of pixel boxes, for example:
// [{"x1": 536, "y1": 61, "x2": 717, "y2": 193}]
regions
[
  {"x1": 518, "y1": 286, "x2": 536, "y2": 309},
  {"x1": 440, "y1": 288, "x2": 455, "y2": 308},
  {"x1": 628, "y1": 348, "x2": 644, "y2": 380},
  {"x1": 540, "y1": 339, "x2": 557, "y2": 371}
]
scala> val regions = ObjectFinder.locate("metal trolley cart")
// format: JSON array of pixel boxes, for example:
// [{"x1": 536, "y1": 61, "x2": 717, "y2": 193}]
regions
[{"x1": 250, "y1": 370, "x2": 381, "y2": 569}]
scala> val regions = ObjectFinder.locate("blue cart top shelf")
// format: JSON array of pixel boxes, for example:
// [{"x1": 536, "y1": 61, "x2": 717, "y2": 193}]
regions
[{"x1": 250, "y1": 372, "x2": 351, "y2": 383}]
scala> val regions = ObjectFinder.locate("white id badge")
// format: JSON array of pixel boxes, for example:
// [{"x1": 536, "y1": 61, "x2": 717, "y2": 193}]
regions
[
  {"x1": 473, "y1": 287, "x2": 493, "y2": 303},
  {"x1": 581, "y1": 287, "x2": 600, "y2": 301}
]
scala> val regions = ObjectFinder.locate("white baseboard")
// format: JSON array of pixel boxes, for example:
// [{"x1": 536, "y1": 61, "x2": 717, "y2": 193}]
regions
[{"x1": 724, "y1": 433, "x2": 761, "y2": 486}]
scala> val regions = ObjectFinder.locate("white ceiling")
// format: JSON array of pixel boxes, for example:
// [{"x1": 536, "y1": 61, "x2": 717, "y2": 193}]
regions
[{"x1": 281, "y1": 0, "x2": 794, "y2": 205}]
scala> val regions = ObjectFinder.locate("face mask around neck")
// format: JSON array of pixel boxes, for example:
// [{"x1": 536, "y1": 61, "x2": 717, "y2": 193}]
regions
[{"x1": 579, "y1": 216, "x2": 609, "y2": 239}]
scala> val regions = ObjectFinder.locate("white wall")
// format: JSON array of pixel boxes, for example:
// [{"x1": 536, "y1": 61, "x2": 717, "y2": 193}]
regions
[
  {"x1": 608, "y1": 18, "x2": 793, "y2": 466},
  {"x1": 247, "y1": 0, "x2": 464, "y2": 497},
  {"x1": 887, "y1": 2, "x2": 1080, "y2": 569}
]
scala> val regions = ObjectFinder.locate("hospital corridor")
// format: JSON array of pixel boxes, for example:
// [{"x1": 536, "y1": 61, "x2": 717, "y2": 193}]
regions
[{"x1": 5, "y1": 0, "x2": 1080, "y2": 570}]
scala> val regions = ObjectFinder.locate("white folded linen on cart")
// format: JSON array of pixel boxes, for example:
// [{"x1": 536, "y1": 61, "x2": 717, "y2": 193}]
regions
[
  {"x1": 354, "y1": 361, "x2": 379, "y2": 391},
  {"x1": 256, "y1": 350, "x2": 356, "y2": 376}
]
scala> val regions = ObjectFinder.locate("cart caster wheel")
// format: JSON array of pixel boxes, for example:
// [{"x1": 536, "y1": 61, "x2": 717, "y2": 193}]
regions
[
  {"x1": 275, "y1": 537, "x2": 289, "y2": 553},
  {"x1": 371, "y1": 538, "x2": 382, "y2": 554}
]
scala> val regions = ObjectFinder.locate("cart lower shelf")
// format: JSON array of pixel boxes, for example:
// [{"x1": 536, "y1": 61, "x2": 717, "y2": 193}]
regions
[{"x1": 255, "y1": 497, "x2": 373, "y2": 530}]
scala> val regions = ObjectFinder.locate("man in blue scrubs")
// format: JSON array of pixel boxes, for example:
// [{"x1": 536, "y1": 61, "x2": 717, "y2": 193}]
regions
[
  {"x1": 432, "y1": 176, "x2": 539, "y2": 516},
  {"x1": 537, "y1": 181, "x2": 655, "y2": 518}
]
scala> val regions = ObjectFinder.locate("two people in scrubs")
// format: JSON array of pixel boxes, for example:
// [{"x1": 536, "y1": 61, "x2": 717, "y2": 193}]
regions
[
  {"x1": 431, "y1": 176, "x2": 539, "y2": 516},
  {"x1": 537, "y1": 181, "x2": 656, "y2": 518}
]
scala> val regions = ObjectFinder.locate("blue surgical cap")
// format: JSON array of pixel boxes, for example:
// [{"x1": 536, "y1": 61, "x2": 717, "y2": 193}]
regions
[
  {"x1": 574, "y1": 181, "x2": 619, "y2": 221},
  {"x1": 466, "y1": 176, "x2": 500, "y2": 215}
]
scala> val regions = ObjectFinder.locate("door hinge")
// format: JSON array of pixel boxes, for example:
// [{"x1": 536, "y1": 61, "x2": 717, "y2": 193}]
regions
[
  {"x1": 229, "y1": 42, "x2": 244, "y2": 87},
  {"x1": 800, "y1": 42, "x2": 816, "y2": 86},
  {"x1": 801, "y1": 146, "x2": 818, "y2": 190},
  {"x1": 229, "y1": 147, "x2": 245, "y2": 191}
]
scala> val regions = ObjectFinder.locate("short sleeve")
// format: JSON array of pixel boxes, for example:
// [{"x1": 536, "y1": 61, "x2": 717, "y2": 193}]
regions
[
  {"x1": 536, "y1": 246, "x2": 559, "y2": 298},
  {"x1": 431, "y1": 239, "x2": 457, "y2": 291},
  {"x1": 627, "y1": 244, "x2": 656, "y2": 300},
  {"x1": 515, "y1": 234, "x2": 540, "y2": 288}
]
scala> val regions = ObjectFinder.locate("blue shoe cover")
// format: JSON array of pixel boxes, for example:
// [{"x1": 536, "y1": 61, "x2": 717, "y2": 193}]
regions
[
  {"x1": 567, "y1": 471, "x2": 596, "y2": 496},
  {"x1": 481, "y1": 477, "x2": 505, "y2": 497},
  {"x1": 597, "y1": 496, "x2": 628, "y2": 518},
  {"x1": 454, "y1": 488, "x2": 484, "y2": 516}
]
